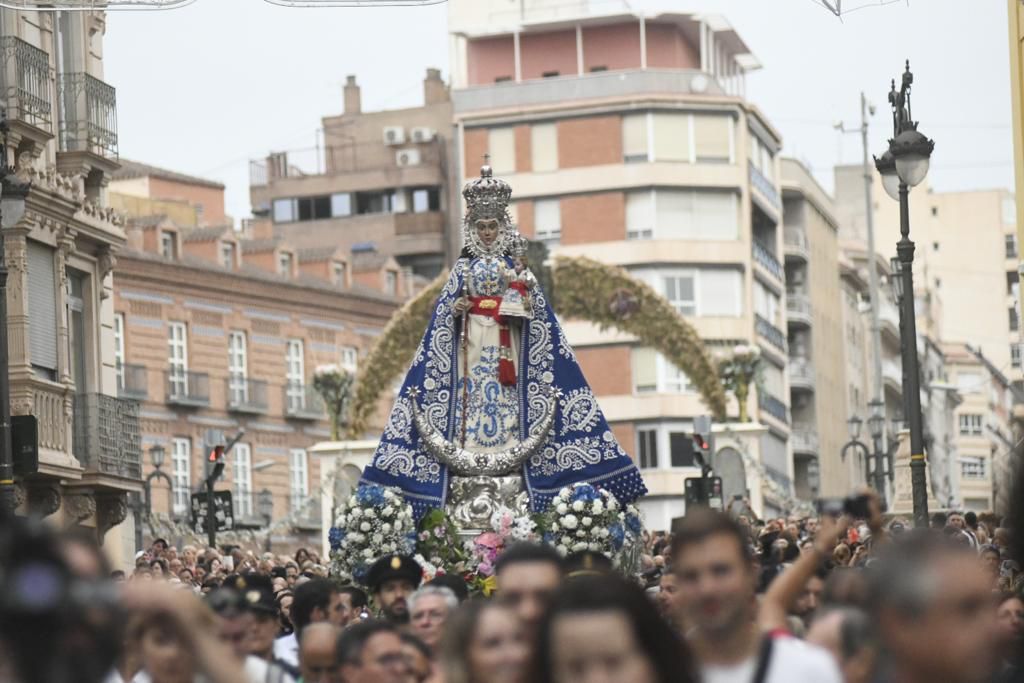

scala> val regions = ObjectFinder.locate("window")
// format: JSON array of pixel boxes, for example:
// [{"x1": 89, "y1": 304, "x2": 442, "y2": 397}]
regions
[
  {"x1": 631, "y1": 347, "x2": 694, "y2": 394},
  {"x1": 622, "y1": 113, "x2": 649, "y2": 163},
  {"x1": 171, "y1": 438, "x2": 191, "y2": 515},
  {"x1": 531, "y1": 123, "x2": 558, "y2": 172},
  {"x1": 754, "y1": 280, "x2": 781, "y2": 325},
  {"x1": 1011, "y1": 306, "x2": 1019, "y2": 332},
  {"x1": 660, "y1": 357, "x2": 694, "y2": 393},
  {"x1": 356, "y1": 191, "x2": 395, "y2": 215},
  {"x1": 1008, "y1": 271, "x2": 1019, "y2": 297},
  {"x1": 27, "y1": 242, "x2": 58, "y2": 379},
  {"x1": 114, "y1": 313, "x2": 125, "y2": 391},
  {"x1": 960, "y1": 456, "x2": 987, "y2": 479},
  {"x1": 625, "y1": 191, "x2": 653, "y2": 240},
  {"x1": 1013, "y1": 343, "x2": 1021, "y2": 369},
  {"x1": 285, "y1": 339, "x2": 305, "y2": 411},
  {"x1": 663, "y1": 274, "x2": 696, "y2": 316},
  {"x1": 959, "y1": 414, "x2": 983, "y2": 436},
  {"x1": 749, "y1": 133, "x2": 775, "y2": 181},
  {"x1": 628, "y1": 189, "x2": 738, "y2": 240},
  {"x1": 228, "y1": 331, "x2": 247, "y2": 404},
  {"x1": 488, "y1": 127, "x2": 516, "y2": 174},
  {"x1": 220, "y1": 242, "x2": 235, "y2": 269},
  {"x1": 278, "y1": 252, "x2": 293, "y2": 276},
  {"x1": 590, "y1": 65, "x2": 608, "y2": 72},
  {"x1": 333, "y1": 261, "x2": 347, "y2": 286},
  {"x1": 160, "y1": 231, "x2": 176, "y2": 259},
  {"x1": 692, "y1": 114, "x2": 733, "y2": 163},
  {"x1": 167, "y1": 322, "x2": 188, "y2": 396},
  {"x1": 699, "y1": 269, "x2": 742, "y2": 316},
  {"x1": 495, "y1": 75, "x2": 513, "y2": 83},
  {"x1": 534, "y1": 199, "x2": 561, "y2": 245},
  {"x1": 542, "y1": 70, "x2": 560, "y2": 78},
  {"x1": 637, "y1": 429, "x2": 658, "y2": 469},
  {"x1": 385, "y1": 270, "x2": 398, "y2": 296},
  {"x1": 340, "y1": 346, "x2": 358, "y2": 374},
  {"x1": 331, "y1": 192, "x2": 352, "y2": 217},
  {"x1": 412, "y1": 187, "x2": 440, "y2": 213},
  {"x1": 668, "y1": 431, "x2": 696, "y2": 468},
  {"x1": 1003, "y1": 198, "x2": 1017, "y2": 226},
  {"x1": 273, "y1": 198, "x2": 295, "y2": 223},
  {"x1": 290, "y1": 448, "x2": 309, "y2": 513},
  {"x1": 652, "y1": 112, "x2": 689, "y2": 161},
  {"x1": 1007, "y1": 234, "x2": 1018, "y2": 259},
  {"x1": 233, "y1": 443, "x2": 253, "y2": 517},
  {"x1": 957, "y1": 372, "x2": 981, "y2": 394}
]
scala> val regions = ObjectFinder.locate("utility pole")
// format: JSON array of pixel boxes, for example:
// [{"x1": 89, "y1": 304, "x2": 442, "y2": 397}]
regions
[{"x1": 839, "y1": 94, "x2": 886, "y2": 493}]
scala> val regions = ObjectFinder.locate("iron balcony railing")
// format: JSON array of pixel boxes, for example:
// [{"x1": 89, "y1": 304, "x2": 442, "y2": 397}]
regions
[
  {"x1": 226, "y1": 375, "x2": 269, "y2": 414},
  {"x1": 786, "y1": 293, "x2": 812, "y2": 326},
  {"x1": 72, "y1": 393, "x2": 142, "y2": 480},
  {"x1": 788, "y1": 357, "x2": 815, "y2": 389},
  {"x1": 117, "y1": 362, "x2": 148, "y2": 400},
  {"x1": 284, "y1": 382, "x2": 327, "y2": 420},
  {"x1": 752, "y1": 240, "x2": 784, "y2": 280},
  {"x1": 755, "y1": 314, "x2": 787, "y2": 352},
  {"x1": 791, "y1": 426, "x2": 820, "y2": 455},
  {"x1": 0, "y1": 36, "x2": 52, "y2": 132},
  {"x1": 783, "y1": 228, "x2": 809, "y2": 261},
  {"x1": 758, "y1": 390, "x2": 790, "y2": 424},
  {"x1": 58, "y1": 71, "x2": 117, "y2": 159},
  {"x1": 165, "y1": 369, "x2": 210, "y2": 407},
  {"x1": 749, "y1": 160, "x2": 782, "y2": 210}
]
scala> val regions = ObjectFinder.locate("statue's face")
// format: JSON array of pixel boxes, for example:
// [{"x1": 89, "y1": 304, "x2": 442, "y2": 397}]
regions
[{"x1": 475, "y1": 218, "x2": 500, "y2": 247}]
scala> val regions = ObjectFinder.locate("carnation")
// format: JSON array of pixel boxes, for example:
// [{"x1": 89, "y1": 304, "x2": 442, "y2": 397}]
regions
[
  {"x1": 572, "y1": 542, "x2": 587, "y2": 552},
  {"x1": 359, "y1": 522, "x2": 371, "y2": 532},
  {"x1": 576, "y1": 530, "x2": 586, "y2": 538},
  {"x1": 364, "y1": 509, "x2": 376, "y2": 519},
  {"x1": 581, "y1": 516, "x2": 593, "y2": 527},
  {"x1": 350, "y1": 508, "x2": 362, "y2": 518},
  {"x1": 572, "y1": 501, "x2": 585, "y2": 512},
  {"x1": 362, "y1": 549, "x2": 373, "y2": 558},
  {"x1": 381, "y1": 523, "x2": 392, "y2": 534},
  {"x1": 382, "y1": 506, "x2": 394, "y2": 517},
  {"x1": 563, "y1": 515, "x2": 578, "y2": 530},
  {"x1": 372, "y1": 534, "x2": 384, "y2": 545},
  {"x1": 591, "y1": 499, "x2": 604, "y2": 514},
  {"x1": 556, "y1": 503, "x2": 569, "y2": 514}
]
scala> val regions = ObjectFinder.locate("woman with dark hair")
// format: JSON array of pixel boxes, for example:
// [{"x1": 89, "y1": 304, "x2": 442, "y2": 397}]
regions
[
  {"x1": 531, "y1": 574, "x2": 698, "y2": 683},
  {"x1": 439, "y1": 600, "x2": 529, "y2": 683},
  {"x1": 294, "y1": 548, "x2": 311, "y2": 566}
]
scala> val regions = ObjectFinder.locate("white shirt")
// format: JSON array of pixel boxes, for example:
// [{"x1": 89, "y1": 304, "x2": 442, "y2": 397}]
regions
[
  {"x1": 273, "y1": 632, "x2": 299, "y2": 669},
  {"x1": 702, "y1": 634, "x2": 843, "y2": 683}
]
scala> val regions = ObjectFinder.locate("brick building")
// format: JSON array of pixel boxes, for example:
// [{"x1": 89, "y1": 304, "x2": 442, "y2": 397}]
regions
[{"x1": 449, "y1": 2, "x2": 795, "y2": 527}]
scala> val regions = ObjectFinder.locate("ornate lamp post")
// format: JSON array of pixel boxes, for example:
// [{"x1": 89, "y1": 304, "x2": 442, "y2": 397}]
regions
[
  {"x1": 143, "y1": 444, "x2": 174, "y2": 519},
  {"x1": 842, "y1": 415, "x2": 871, "y2": 485},
  {"x1": 874, "y1": 60, "x2": 934, "y2": 528}
]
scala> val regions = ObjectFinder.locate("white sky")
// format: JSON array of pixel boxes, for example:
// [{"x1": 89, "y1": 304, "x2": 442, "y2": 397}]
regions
[{"x1": 104, "y1": 0, "x2": 1013, "y2": 223}]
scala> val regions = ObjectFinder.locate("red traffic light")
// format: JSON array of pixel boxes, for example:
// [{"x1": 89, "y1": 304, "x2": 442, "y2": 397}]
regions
[
  {"x1": 208, "y1": 445, "x2": 225, "y2": 462},
  {"x1": 692, "y1": 434, "x2": 709, "y2": 451}
]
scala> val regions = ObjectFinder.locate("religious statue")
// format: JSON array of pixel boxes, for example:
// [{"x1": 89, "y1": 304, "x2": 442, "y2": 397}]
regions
[{"x1": 360, "y1": 163, "x2": 647, "y2": 532}]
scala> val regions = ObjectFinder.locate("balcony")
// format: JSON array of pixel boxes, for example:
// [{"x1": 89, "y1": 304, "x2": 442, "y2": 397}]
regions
[
  {"x1": 883, "y1": 358, "x2": 903, "y2": 392},
  {"x1": 763, "y1": 463, "x2": 792, "y2": 493},
  {"x1": 755, "y1": 314, "x2": 787, "y2": 353},
  {"x1": 758, "y1": 391, "x2": 790, "y2": 424},
  {"x1": 788, "y1": 357, "x2": 815, "y2": 392},
  {"x1": 226, "y1": 376, "x2": 268, "y2": 414},
  {"x1": 786, "y1": 293, "x2": 812, "y2": 328},
  {"x1": 291, "y1": 493, "x2": 323, "y2": 530},
  {"x1": 57, "y1": 72, "x2": 117, "y2": 159},
  {"x1": 0, "y1": 36, "x2": 52, "y2": 134},
  {"x1": 791, "y1": 426, "x2": 820, "y2": 455},
  {"x1": 749, "y1": 160, "x2": 782, "y2": 212},
  {"x1": 284, "y1": 382, "x2": 327, "y2": 420},
  {"x1": 117, "y1": 363, "x2": 148, "y2": 401},
  {"x1": 783, "y1": 228, "x2": 809, "y2": 263},
  {"x1": 752, "y1": 240, "x2": 784, "y2": 282},
  {"x1": 394, "y1": 211, "x2": 444, "y2": 237},
  {"x1": 165, "y1": 369, "x2": 210, "y2": 407},
  {"x1": 878, "y1": 295, "x2": 901, "y2": 343},
  {"x1": 72, "y1": 393, "x2": 142, "y2": 480}
]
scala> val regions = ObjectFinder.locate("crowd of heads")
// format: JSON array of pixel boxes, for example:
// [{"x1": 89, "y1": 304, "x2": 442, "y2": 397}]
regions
[{"x1": 1, "y1": 476, "x2": 1023, "y2": 683}]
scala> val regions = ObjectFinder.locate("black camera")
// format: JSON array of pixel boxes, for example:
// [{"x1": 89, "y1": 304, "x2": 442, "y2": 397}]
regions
[{"x1": 814, "y1": 493, "x2": 873, "y2": 519}]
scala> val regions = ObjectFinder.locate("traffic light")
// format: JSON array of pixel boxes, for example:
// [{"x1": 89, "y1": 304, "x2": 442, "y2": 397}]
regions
[
  {"x1": 206, "y1": 444, "x2": 225, "y2": 484},
  {"x1": 691, "y1": 415, "x2": 713, "y2": 477}
]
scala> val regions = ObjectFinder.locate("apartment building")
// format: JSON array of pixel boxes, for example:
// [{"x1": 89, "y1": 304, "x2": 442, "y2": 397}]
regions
[
  {"x1": 780, "y1": 159, "x2": 850, "y2": 499},
  {"x1": 448, "y1": 1, "x2": 793, "y2": 527},
  {"x1": 114, "y1": 164, "x2": 399, "y2": 551},
  {"x1": 110, "y1": 158, "x2": 229, "y2": 228},
  {"x1": 249, "y1": 68, "x2": 455, "y2": 281},
  {"x1": 0, "y1": 9, "x2": 138, "y2": 564}
]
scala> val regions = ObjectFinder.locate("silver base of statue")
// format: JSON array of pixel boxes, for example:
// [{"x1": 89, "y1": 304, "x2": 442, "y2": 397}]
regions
[{"x1": 447, "y1": 474, "x2": 530, "y2": 540}]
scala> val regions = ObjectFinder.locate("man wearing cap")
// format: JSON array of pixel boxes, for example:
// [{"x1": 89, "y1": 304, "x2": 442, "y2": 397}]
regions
[
  {"x1": 242, "y1": 575, "x2": 301, "y2": 680},
  {"x1": 365, "y1": 555, "x2": 422, "y2": 625}
]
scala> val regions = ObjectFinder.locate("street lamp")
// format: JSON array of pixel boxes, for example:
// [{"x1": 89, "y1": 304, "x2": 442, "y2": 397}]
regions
[
  {"x1": 875, "y1": 150, "x2": 901, "y2": 202},
  {"x1": 874, "y1": 59, "x2": 934, "y2": 528},
  {"x1": 0, "y1": 109, "x2": 30, "y2": 514},
  {"x1": 889, "y1": 257, "x2": 904, "y2": 300},
  {"x1": 258, "y1": 489, "x2": 274, "y2": 552},
  {"x1": 847, "y1": 415, "x2": 863, "y2": 441},
  {"x1": 143, "y1": 444, "x2": 173, "y2": 520}
]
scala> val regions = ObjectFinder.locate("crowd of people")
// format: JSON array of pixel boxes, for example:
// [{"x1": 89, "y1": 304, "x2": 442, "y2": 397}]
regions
[{"x1": 0, "y1": 486, "x2": 1022, "y2": 683}]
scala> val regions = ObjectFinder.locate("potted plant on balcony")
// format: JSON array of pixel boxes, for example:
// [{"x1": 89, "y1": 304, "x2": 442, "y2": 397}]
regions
[{"x1": 313, "y1": 364, "x2": 354, "y2": 441}]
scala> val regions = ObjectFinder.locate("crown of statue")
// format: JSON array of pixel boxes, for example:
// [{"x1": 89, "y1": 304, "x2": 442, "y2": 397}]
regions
[
  {"x1": 462, "y1": 158, "x2": 512, "y2": 219},
  {"x1": 509, "y1": 234, "x2": 530, "y2": 257}
]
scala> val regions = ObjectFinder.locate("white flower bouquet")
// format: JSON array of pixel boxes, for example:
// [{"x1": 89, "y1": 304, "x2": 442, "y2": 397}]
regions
[
  {"x1": 540, "y1": 483, "x2": 644, "y2": 566},
  {"x1": 328, "y1": 484, "x2": 416, "y2": 586}
]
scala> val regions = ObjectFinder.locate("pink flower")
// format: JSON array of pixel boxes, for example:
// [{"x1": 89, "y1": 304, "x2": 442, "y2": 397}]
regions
[
  {"x1": 478, "y1": 561, "x2": 494, "y2": 576},
  {"x1": 476, "y1": 531, "x2": 502, "y2": 549}
]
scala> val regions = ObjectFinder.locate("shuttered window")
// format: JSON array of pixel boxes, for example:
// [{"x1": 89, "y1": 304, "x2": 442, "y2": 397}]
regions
[
  {"x1": 632, "y1": 347, "x2": 657, "y2": 393},
  {"x1": 622, "y1": 114, "x2": 649, "y2": 162},
  {"x1": 27, "y1": 241, "x2": 58, "y2": 377},
  {"x1": 699, "y1": 269, "x2": 742, "y2": 316},
  {"x1": 531, "y1": 123, "x2": 558, "y2": 172},
  {"x1": 488, "y1": 127, "x2": 516, "y2": 174},
  {"x1": 693, "y1": 114, "x2": 732, "y2": 163},
  {"x1": 693, "y1": 192, "x2": 739, "y2": 239},
  {"x1": 625, "y1": 191, "x2": 654, "y2": 240},
  {"x1": 651, "y1": 113, "x2": 689, "y2": 161}
]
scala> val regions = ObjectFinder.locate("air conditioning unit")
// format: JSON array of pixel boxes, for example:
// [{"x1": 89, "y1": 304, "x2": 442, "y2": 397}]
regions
[
  {"x1": 396, "y1": 149, "x2": 422, "y2": 167},
  {"x1": 383, "y1": 126, "x2": 406, "y2": 145},
  {"x1": 411, "y1": 127, "x2": 435, "y2": 143}
]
